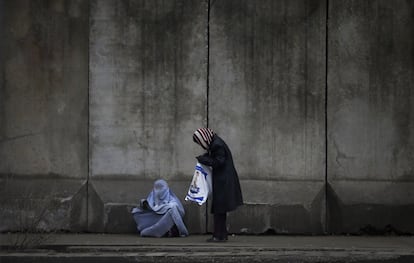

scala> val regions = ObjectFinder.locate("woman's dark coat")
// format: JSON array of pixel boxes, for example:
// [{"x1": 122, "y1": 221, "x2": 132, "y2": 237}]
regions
[{"x1": 196, "y1": 135, "x2": 243, "y2": 214}]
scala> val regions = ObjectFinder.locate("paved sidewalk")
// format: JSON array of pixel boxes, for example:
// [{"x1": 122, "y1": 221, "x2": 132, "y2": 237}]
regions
[{"x1": 1, "y1": 233, "x2": 414, "y2": 262}]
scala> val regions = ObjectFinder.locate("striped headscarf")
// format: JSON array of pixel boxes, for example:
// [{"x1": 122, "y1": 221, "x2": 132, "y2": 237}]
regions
[{"x1": 193, "y1": 128, "x2": 215, "y2": 150}]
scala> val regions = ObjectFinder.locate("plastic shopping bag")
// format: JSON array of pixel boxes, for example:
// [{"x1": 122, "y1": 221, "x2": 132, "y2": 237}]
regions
[{"x1": 185, "y1": 162, "x2": 212, "y2": 205}]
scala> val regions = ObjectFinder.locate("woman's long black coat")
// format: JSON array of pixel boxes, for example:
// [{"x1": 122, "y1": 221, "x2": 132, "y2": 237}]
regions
[{"x1": 196, "y1": 135, "x2": 243, "y2": 214}]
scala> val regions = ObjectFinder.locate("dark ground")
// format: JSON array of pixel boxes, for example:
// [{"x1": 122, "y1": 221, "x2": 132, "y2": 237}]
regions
[{"x1": 1, "y1": 233, "x2": 414, "y2": 262}]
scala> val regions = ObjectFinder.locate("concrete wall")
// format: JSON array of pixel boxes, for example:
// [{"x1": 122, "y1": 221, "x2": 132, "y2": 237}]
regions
[
  {"x1": 327, "y1": 0, "x2": 414, "y2": 234},
  {"x1": 0, "y1": 0, "x2": 89, "y2": 232},
  {"x1": 209, "y1": 0, "x2": 326, "y2": 234},
  {"x1": 1, "y1": 0, "x2": 413, "y2": 234},
  {"x1": 89, "y1": 0, "x2": 208, "y2": 233}
]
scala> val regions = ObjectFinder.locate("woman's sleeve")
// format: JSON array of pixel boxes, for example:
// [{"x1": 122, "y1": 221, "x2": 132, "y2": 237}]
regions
[{"x1": 196, "y1": 144, "x2": 226, "y2": 169}]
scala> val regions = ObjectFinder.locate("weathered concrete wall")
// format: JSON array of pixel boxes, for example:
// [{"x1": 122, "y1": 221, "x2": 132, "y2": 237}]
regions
[
  {"x1": 1, "y1": 0, "x2": 413, "y2": 235},
  {"x1": 209, "y1": 0, "x2": 327, "y2": 234},
  {"x1": 327, "y1": 0, "x2": 414, "y2": 233},
  {"x1": 89, "y1": 0, "x2": 208, "y2": 233},
  {"x1": 0, "y1": 0, "x2": 89, "y2": 231}
]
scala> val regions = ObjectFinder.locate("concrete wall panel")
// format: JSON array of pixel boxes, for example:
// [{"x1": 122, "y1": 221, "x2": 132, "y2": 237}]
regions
[
  {"x1": 209, "y1": 0, "x2": 326, "y2": 234},
  {"x1": 0, "y1": 0, "x2": 89, "y2": 232},
  {"x1": 328, "y1": 0, "x2": 414, "y2": 233},
  {"x1": 89, "y1": 0, "x2": 207, "y2": 232},
  {"x1": 0, "y1": 0, "x2": 88, "y2": 177}
]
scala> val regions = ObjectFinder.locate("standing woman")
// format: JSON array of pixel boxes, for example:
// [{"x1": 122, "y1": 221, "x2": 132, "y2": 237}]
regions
[{"x1": 193, "y1": 128, "x2": 243, "y2": 242}]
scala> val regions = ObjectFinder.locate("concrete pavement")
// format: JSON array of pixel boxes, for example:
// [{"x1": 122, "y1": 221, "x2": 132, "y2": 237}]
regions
[{"x1": 1, "y1": 233, "x2": 414, "y2": 262}]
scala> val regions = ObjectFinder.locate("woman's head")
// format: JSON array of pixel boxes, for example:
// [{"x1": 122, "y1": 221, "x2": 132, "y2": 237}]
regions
[
  {"x1": 193, "y1": 128, "x2": 215, "y2": 150},
  {"x1": 153, "y1": 179, "x2": 169, "y2": 204}
]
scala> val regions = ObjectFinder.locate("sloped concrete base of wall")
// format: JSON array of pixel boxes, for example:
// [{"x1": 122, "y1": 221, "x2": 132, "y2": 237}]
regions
[
  {"x1": 228, "y1": 203, "x2": 324, "y2": 235},
  {"x1": 0, "y1": 177, "x2": 87, "y2": 233},
  {"x1": 327, "y1": 184, "x2": 414, "y2": 234}
]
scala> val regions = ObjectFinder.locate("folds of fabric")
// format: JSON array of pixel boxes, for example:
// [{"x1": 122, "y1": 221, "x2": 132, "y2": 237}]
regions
[
  {"x1": 146, "y1": 180, "x2": 185, "y2": 215},
  {"x1": 132, "y1": 208, "x2": 163, "y2": 232},
  {"x1": 132, "y1": 179, "x2": 188, "y2": 237},
  {"x1": 134, "y1": 203, "x2": 188, "y2": 237}
]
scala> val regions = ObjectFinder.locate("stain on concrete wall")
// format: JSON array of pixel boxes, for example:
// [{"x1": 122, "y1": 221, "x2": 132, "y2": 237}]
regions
[
  {"x1": 0, "y1": 0, "x2": 89, "y2": 231},
  {"x1": 209, "y1": 0, "x2": 326, "y2": 234},
  {"x1": 328, "y1": 0, "x2": 414, "y2": 233}
]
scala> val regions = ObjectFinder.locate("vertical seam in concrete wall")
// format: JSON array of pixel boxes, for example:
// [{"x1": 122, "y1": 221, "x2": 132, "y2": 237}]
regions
[
  {"x1": 206, "y1": 0, "x2": 211, "y2": 129},
  {"x1": 324, "y1": 0, "x2": 329, "y2": 234},
  {"x1": 86, "y1": 0, "x2": 90, "y2": 231},
  {"x1": 205, "y1": 0, "x2": 211, "y2": 234},
  {"x1": 0, "y1": 1, "x2": 3, "y2": 132}
]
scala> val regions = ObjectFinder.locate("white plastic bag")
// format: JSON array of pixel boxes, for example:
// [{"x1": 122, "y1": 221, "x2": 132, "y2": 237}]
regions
[{"x1": 185, "y1": 162, "x2": 212, "y2": 205}]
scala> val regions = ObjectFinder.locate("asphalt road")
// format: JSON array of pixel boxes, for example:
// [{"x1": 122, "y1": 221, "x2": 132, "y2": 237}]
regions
[{"x1": 1, "y1": 233, "x2": 414, "y2": 262}]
